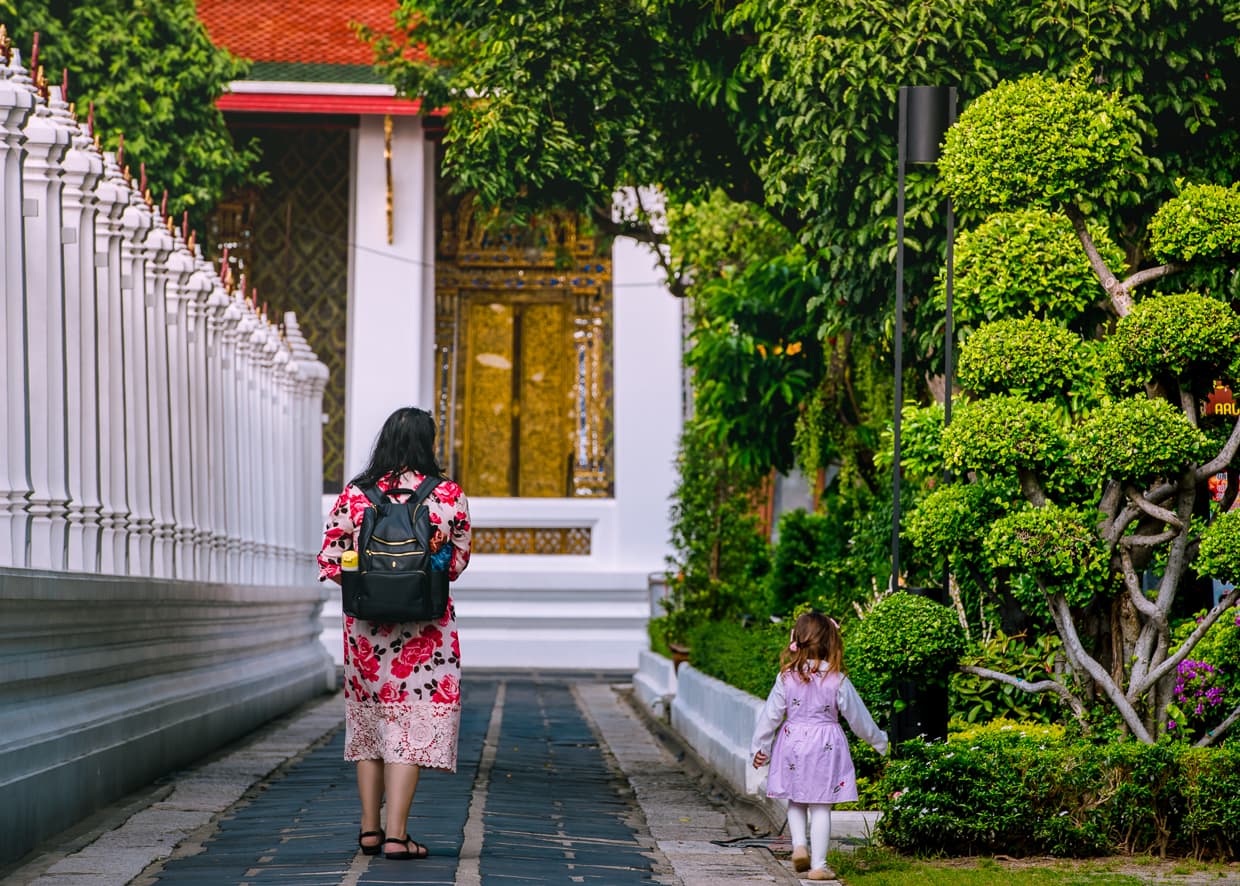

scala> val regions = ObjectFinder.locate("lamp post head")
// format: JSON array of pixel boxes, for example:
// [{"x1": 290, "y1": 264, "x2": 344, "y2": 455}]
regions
[{"x1": 904, "y1": 86, "x2": 955, "y2": 165}]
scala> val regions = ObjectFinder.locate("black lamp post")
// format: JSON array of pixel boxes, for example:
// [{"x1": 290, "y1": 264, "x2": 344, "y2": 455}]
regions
[
  {"x1": 891, "y1": 85, "x2": 957, "y2": 593},
  {"x1": 890, "y1": 86, "x2": 956, "y2": 747}
]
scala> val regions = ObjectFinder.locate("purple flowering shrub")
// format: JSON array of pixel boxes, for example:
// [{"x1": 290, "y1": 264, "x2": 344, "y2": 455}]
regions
[
  {"x1": 1165, "y1": 610, "x2": 1240, "y2": 741},
  {"x1": 1166, "y1": 659, "x2": 1231, "y2": 741}
]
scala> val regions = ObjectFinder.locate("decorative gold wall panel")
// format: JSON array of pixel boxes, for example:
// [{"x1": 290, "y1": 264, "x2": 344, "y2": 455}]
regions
[
  {"x1": 472, "y1": 527, "x2": 592, "y2": 555},
  {"x1": 518, "y1": 302, "x2": 571, "y2": 497},
  {"x1": 435, "y1": 195, "x2": 613, "y2": 498},
  {"x1": 462, "y1": 299, "x2": 514, "y2": 497}
]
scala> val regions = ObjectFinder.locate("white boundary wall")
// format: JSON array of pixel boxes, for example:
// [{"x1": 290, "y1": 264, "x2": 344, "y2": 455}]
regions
[{"x1": 0, "y1": 44, "x2": 334, "y2": 866}]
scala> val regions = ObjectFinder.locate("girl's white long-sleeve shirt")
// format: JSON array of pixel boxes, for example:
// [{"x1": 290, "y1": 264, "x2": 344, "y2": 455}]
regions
[{"x1": 750, "y1": 667, "x2": 890, "y2": 758}]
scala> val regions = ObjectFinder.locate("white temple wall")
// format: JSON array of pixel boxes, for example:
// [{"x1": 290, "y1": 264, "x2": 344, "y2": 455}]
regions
[{"x1": 344, "y1": 114, "x2": 433, "y2": 479}]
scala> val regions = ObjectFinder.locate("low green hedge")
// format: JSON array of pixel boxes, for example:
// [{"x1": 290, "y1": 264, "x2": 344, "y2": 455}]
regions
[{"x1": 878, "y1": 736, "x2": 1240, "y2": 859}]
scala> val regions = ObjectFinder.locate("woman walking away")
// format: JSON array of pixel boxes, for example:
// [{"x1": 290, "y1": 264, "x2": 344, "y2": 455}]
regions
[
  {"x1": 318, "y1": 406, "x2": 472, "y2": 861},
  {"x1": 751, "y1": 612, "x2": 888, "y2": 881}
]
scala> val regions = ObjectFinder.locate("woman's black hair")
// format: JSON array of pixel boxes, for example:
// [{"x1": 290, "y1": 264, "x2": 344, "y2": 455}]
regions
[{"x1": 351, "y1": 407, "x2": 444, "y2": 488}]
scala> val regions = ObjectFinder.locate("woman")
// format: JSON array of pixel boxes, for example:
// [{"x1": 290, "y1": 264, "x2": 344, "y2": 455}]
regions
[{"x1": 318, "y1": 406, "x2": 471, "y2": 860}]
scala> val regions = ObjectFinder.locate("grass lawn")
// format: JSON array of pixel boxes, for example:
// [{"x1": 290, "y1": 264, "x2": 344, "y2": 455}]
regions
[{"x1": 819, "y1": 848, "x2": 1240, "y2": 885}]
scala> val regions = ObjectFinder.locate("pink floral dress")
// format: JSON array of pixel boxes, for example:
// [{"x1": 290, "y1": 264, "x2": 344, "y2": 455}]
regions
[{"x1": 317, "y1": 470, "x2": 471, "y2": 771}]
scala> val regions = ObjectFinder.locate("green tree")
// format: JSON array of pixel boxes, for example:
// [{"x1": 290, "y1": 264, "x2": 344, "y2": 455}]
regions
[
  {"x1": 3, "y1": 0, "x2": 259, "y2": 233},
  {"x1": 921, "y1": 73, "x2": 1240, "y2": 745}
]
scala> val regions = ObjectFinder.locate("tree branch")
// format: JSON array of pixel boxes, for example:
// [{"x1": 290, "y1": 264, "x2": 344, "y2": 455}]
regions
[
  {"x1": 1019, "y1": 468, "x2": 1048, "y2": 507},
  {"x1": 1120, "y1": 528, "x2": 1179, "y2": 549},
  {"x1": 959, "y1": 665, "x2": 1086, "y2": 721},
  {"x1": 1125, "y1": 486, "x2": 1184, "y2": 530},
  {"x1": 1064, "y1": 205, "x2": 1132, "y2": 317},
  {"x1": 1196, "y1": 703, "x2": 1240, "y2": 748},
  {"x1": 1122, "y1": 263, "x2": 1183, "y2": 291},
  {"x1": 589, "y1": 202, "x2": 688, "y2": 299},
  {"x1": 1197, "y1": 415, "x2": 1240, "y2": 479},
  {"x1": 1119, "y1": 548, "x2": 1163, "y2": 623},
  {"x1": 1047, "y1": 590, "x2": 1153, "y2": 742}
]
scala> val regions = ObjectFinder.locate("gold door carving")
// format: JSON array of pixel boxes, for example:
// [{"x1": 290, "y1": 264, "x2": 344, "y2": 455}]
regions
[{"x1": 436, "y1": 196, "x2": 613, "y2": 498}]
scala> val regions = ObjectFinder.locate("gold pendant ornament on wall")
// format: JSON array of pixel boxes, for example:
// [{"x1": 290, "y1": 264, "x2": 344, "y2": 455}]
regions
[{"x1": 435, "y1": 195, "x2": 613, "y2": 499}]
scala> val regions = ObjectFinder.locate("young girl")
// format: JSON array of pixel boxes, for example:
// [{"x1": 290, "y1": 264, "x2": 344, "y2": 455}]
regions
[{"x1": 751, "y1": 612, "x2": 888, "y2": 881}]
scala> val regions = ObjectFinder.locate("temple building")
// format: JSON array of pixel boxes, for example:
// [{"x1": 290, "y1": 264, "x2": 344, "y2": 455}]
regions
[{"x1": 196, "y1": 0, "x2": 684, "y2": 668}]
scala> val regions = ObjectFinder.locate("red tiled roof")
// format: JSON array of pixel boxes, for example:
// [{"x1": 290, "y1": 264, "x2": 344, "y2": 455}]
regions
[{"x1": 197, "y1": 0, "x2": 400, "y2": 66}]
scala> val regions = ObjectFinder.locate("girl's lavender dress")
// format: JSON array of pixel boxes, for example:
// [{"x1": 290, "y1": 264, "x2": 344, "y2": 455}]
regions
[{"x1": 765, "y1": 670, "x2": 860, "y2": 804}]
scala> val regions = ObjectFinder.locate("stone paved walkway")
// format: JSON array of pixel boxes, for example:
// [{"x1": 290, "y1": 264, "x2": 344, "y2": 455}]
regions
[{"x1": 7, "y1": 675, "x2": 794, "y2": 886}]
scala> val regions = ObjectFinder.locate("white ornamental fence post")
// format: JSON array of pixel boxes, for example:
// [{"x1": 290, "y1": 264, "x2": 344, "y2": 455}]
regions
[
  {"x1": 21, "y1": 70, "x2": 72, "y2": 571},
  {"x1": 55, "y1": 85, "x2": 104, "y2": 573},
  {"x1": 220, "y1": 287, "x2": 247, "y2": 582},
  {"x1": 202, "y1": 255, "x2": 232, "y2": 581},
  {"x1": 285, "y1": 314, "x2": 328, "y2": 560},
  {"x1": 119, "y1": 161, "x2": 155, "y2": 574},
  {"x1": 141, "y1": 191, "x2": 175, "y2": 578},
  {"x1": 94, "y1": 146, "x2": 131, "y2": 574},
  {"x1": 164, "y1": 221, "x2": 197, "y2": 577},
  {"x1": 0, "y1": 45, "x2": 35, "y2": 568},
  {"x1": 185, "y1": 240, "x2": 215, "y2": 580}
]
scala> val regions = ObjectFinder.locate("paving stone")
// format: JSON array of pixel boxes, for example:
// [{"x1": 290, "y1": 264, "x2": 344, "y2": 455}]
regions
[{"x1": 14, "y1": 676, "x2": 801, "y2": 886}]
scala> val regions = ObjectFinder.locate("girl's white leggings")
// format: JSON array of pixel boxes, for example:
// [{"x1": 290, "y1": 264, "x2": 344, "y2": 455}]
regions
[{"x1": 786, "y1": 802, "x2": 831, "y2": 870}]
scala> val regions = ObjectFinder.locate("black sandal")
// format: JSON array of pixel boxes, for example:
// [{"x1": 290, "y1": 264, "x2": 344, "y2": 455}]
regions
[
  {"x1": 357, "y1": 829, "x2": 385, "y2": 856},
  {"x1": 382, "y1": 835, "x2": 429, "y2": 860}
]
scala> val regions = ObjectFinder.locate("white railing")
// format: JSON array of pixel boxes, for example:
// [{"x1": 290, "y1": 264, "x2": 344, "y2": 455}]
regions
[{"x1": 0, "y1": 47, "x2": 328, "y2": 584}]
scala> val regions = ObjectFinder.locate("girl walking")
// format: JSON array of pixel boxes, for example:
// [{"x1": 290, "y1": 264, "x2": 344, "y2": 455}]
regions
[{"x1": 751, "y1": 612, "x2": 888, "y2": 881}]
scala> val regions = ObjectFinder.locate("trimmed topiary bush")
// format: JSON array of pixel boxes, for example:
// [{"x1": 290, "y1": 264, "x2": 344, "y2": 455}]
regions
[
  {"x1": 1104, "y1": 292, "x2": 1240, "y2": 391},
  {"x1": 984, "y1": 503, "x2": 1111, "y2": 608},
  {"x1": 849, "y1": 591, "x2": 966, "y2": 685},
  {"x1": 938, "y1": 74, "x2": 1147, "y2": 215},
  {"x1": 957, "y1": 317, "x2": 1088, "y2": 399},
  {"x1": 1073, "y1": 396, "x2": 1214, "y2": 484},
  {"x1": 1196, "y1": 509, "x2": 1240, "y2": 587},
  {"x1": 941, "y1": 395, "x2": 1066, "y2": 475},
  {"x1": 1149, "y1": 182, "x2": 1240, "y2": 263},
  {"x1": 943, "y1": 209, "x2": 1124, "y2": 326}
]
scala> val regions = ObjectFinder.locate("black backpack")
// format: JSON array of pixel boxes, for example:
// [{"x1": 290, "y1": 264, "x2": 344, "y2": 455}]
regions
[{"x1": 341, "y1": 475, "x2": 450, "y2": 623}]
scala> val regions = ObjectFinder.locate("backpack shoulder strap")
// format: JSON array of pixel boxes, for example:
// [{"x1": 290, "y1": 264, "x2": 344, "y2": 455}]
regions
[
  {"x1": 412, "y1": 475, "x2": 443, "y2": 506},
  {"x1": 360, "y1": 485, "x2": 385, "y2": 508}
]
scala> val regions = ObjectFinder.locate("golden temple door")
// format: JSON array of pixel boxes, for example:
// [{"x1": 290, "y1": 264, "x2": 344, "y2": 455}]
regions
[{"x1": 434, "y1": 199, "x2": 613, "y2": 504}]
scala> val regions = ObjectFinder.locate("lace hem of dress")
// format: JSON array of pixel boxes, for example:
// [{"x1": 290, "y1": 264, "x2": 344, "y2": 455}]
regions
[{"x1": 345, "y1": 699, "x2": 461, "y2": 771}]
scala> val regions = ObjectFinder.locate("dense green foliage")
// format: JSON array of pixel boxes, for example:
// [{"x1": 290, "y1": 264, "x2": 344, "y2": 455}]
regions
[
  {"x1": 878, "y1": 738, "x2": 1240, "y2": 859},
  {"x1": 848, "y1": 592, "x2": 966, "y2": 703},
  {"x1": 1073, "y1": 396, "x2": 1213, "y2": 483},
  {"x1": 941, "y1": 396, "x2": 1066, "y2": 474},
  {"x1": 380, "y1": 0, "x2": 1240, "y2": 347},
  {"x1": 684, "y1": 250, "x2": 825, "y2": 473},
  {"x1": 686, "y1": 618, "x2": 787, "y2": 699},
  {"x1": 984, "y1": 505, "x2": 1111, "y2": 609},
  {"x1": 661, "y1": 420, "x2": 769, "y2": 645},
  {"x1": 1196, "y1": 510, "x2": 1240, "y2": 587},
  {"x1": 3, "y1": 0, "x2": 259, "y2": 233}
]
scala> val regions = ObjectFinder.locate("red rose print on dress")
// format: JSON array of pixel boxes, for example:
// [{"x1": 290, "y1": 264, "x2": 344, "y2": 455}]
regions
[
  {"x1": 432, "y1": 674, "x2": 460, "y2": 704},
  {"x1": 400, "y1": 635, "x2": 437, "y2": 668},
  {"x1": 378, "y1": 681, "x2": 409, "y2": 704},
  {"x1": 450, "y1": 631, "x2": 460, "y2": 658},
  {"x1": 353, "y1": 637, "x2": 381, "y2": 682},
  {"x1": 421, "y1": 625, "x2": 443, "y2": 645}
]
